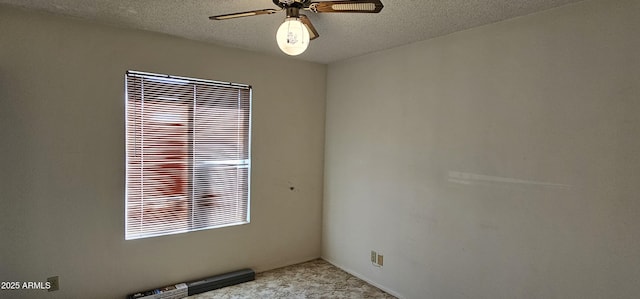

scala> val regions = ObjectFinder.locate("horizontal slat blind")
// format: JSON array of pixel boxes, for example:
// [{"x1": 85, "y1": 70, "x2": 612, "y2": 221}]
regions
[{"x1": 125, "y1": 71, "x2": 251, "y2": 240}]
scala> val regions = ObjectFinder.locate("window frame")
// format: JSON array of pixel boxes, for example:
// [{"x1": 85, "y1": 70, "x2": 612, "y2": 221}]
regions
[{"x1": 124, "y1": 70, "x2": 252, "y2": 240}]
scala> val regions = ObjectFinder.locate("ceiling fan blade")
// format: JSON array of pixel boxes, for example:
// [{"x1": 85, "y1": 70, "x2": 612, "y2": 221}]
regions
[
  {"x1": 209, "y1": 9, "x2": 280, "y2": 20},
  {"x1": 308, "y1": 0, "x2": 384, "y2": 13},
  {"x1": 299, "y1": 15, "x2": 320, "y2": 40}
]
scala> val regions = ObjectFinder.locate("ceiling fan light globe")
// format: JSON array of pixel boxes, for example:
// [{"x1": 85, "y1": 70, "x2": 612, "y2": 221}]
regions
[{"x1": 276, "y1": 18, "x2": 310, "y2": 56}]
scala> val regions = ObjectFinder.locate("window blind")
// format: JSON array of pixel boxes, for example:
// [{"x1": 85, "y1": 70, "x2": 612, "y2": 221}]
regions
[{"x1": 125, "y1": 71, "x2": 251, "y2": 240}]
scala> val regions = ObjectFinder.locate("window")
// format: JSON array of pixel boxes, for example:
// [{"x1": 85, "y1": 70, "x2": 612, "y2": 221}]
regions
[{"x1": 125, "y1": 71, "x2": 251, "y2": 240}]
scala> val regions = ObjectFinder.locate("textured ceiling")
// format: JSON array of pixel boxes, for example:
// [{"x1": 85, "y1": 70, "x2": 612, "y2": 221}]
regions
[{"x1": 0, "y1": 0, "x2": 584, "y2": 63}]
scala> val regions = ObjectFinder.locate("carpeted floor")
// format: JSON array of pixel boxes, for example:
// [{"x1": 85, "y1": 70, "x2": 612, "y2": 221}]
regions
[{"x1": 186, "y1": 259, "x2": 396, "y2": 298}]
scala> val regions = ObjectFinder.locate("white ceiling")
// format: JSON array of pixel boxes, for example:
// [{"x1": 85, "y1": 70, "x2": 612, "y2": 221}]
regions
[{"x1": 0, "y1": 0, "x2": 584, "y2": 64}]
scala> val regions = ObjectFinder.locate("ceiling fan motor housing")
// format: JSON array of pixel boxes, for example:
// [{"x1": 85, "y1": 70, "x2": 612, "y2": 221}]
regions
[{"x1": 273, "y1": 0, "x2": 311, "y2": 9}]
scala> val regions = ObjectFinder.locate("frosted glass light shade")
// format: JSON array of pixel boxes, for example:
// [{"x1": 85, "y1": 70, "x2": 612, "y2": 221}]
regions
[{"x1": 276, "y1": 18, "x2": 310, "y2": 56}]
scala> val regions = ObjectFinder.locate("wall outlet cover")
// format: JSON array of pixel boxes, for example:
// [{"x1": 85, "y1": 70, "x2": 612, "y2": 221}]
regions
[{"x1": 47, "y1": 276, "x2": 59, "y2": 292}]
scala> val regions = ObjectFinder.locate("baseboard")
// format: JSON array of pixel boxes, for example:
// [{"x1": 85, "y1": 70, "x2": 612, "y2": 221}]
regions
[
  {"x1": 255, "y1": 255, "x2": 322, "y2": 274},
  {"x1": 320, "y1": 256, "x2": 404, "y2": 299}
]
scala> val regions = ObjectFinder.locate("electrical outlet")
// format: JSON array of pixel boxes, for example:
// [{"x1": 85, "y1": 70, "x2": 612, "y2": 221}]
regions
[
  {"x1": 370, "y1": 250, "x2": 377, "y2": 263},
  {"x1": 47, "y1": 276, "x2": 59, "y2": 292},
  {"x1": 377, "y1": 254, "x2": 384, "y2": 266}
]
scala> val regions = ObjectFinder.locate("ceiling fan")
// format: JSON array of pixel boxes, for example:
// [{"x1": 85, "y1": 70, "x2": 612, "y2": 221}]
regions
[{"x1": 209, "y1": 0, "x2": 384, "y2": 56}]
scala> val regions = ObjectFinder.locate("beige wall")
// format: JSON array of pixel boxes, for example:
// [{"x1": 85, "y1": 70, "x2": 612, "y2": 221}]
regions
[
  {"x1": 0, "y1": 6, "x2": 325, "y2": 299},
  {"x1": 323, "y1": 0, "x2": 640, "y2": 298}
]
